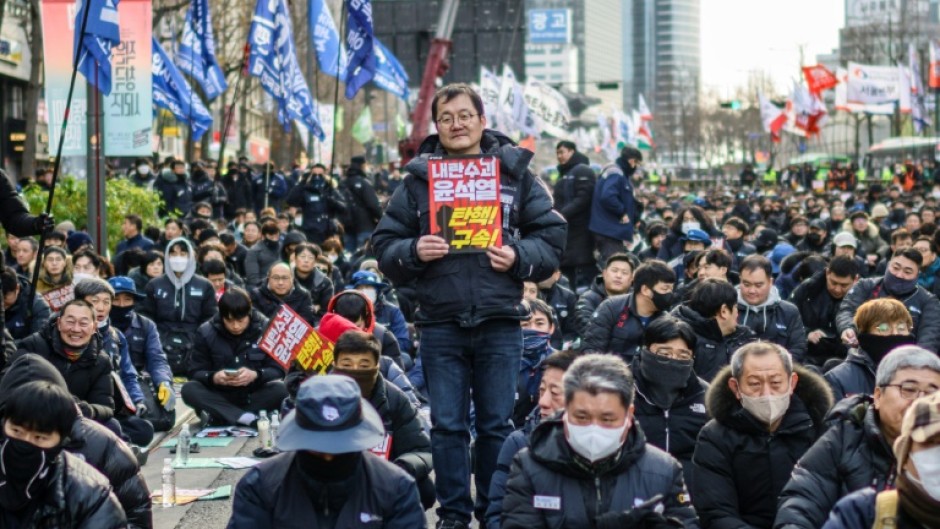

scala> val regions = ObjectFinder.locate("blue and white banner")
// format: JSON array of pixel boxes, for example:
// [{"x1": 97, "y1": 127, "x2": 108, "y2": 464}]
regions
[
  {"x1": 309, "y1": 0, "x2": 346, "y2": 78},
  {"x1": 152, "y1": 37, "x2": 212, "y2": 141},
  {"x1": 176, "y1": 0, "x2": 227, "y2": 100},
  {"x1": 373, "y1": 39, "x2": 409, "y2": 100},
  {"x1": 248, "y1": 0, "x2": 325, "y2": 139},
  {"x1": 343, "y1": 0, "x2": 376, "y2": 99},
  {"x1": 74, "y1": 0, "x2": 121, "y2": 95}
]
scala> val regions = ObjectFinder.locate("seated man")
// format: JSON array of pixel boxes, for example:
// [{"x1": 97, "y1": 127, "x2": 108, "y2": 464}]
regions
[
  {"x1": 534, "y1": 269, "x2": 578, "y2": 346},
  {"x1": 574, "y1": 253, "x2": 634, "y2": 337},
  {"x1": 182, "y1": 288, "x2": 287, "y2": 426},
  {"x1": 513, "y1": 299, "x2": 558, "y2": 428},
  {"x1": 692, "y1": 342, "x2": 833, "y2": 529},
  {"x1": 329, "y1": 330, "x2": 435, "y2": 509},
  {"x1": 227, "y1": 375, "x2": 424, "y2": 528},
  {"x1": 249, "y1": 262, "x2": 317, "y2": 326},
  {"x1": 348, "y1": 271, "x2": 412, "y2": 356},
  {"x1": 790, "y1": 256, "x2": 860, "y2": 368},
  {"x1": 736, "y1": 255, "x2": 807, "y2": 362},
  {"x1": 826, "y1": 298, "x2": 916, "y2": 401},
  {"x1": 2, "y1": 266, "x2": 51, "y2": 343},
  {"x1": 775, "y1": 346, "x2": 940, "y2": 529},
  {"x1": 501, "y1": 354, "x2": 699, "y2": 529}
]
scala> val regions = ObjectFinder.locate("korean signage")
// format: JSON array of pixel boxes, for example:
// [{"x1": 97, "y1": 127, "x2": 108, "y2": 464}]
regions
[
  {"x1": 43, "y1": 285, "x2": 75, "y2": 313},
  {"x1": 41, "y1": 0, "x2": 87, "y2": 157},
  {"x1": 104, "y1": 0, "x2": 153, "y2": 156},
  {"x1": 428, "y1": 155, "x2": 503, "y2": 252},
  {"x1": 260, "y1": 304, "x2": 334, "y2": 374},
  {"x1": 846, "y1": 62, "x2": 901, "y2": 105},
  {"x1": 527, "y1": 8, "x2": 569, "y2": 45}
]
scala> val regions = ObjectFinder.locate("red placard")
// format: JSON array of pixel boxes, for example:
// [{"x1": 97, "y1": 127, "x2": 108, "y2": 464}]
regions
[
  {"x1": 428, "y1": 155, "x2": 503, "y2": 253},
  {"x1": 259, "y1": 305, "x2": 334, "y2": 373},
  {"x1": 43, "y1": 284, "x2": 75, "y2": 313}
]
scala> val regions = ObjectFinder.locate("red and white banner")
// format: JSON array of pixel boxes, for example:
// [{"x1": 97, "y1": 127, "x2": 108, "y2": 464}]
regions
[
  {"x1": 846, "y1": 62, "x2": 901, "y2": 105},
  {"x1": 638, "y1": 94, "x2": 653, "y2": 122},
  {"x1": 802, "y1": 65, "x2": 838, "y2": 95},
  {"x1": 759, "y1": 95, "x2": 786, "y2": 143},
  {"x1": 930, "y1": 40, "x2": 940, "y2": 89}
]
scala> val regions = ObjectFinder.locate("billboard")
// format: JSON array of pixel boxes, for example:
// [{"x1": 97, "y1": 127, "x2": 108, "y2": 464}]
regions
[{"x1": 527, "y1": 8, "x2": 569, "y2": 44}]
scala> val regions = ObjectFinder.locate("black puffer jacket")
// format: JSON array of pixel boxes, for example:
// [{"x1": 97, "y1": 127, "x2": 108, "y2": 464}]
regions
[
  {"x1": 737, "y1": 286, "x2": 807, "y2": 362},
  {"x1": 824, "y1": 348, "x2": 880, "y2": 401},
  {"x1": 293, "y1": 268, "x2": 334, "y2": 319},
  {"x1": 631, "y1": 354, "x2": 709, "y2": 487},
  {"x1": 672, "y1": 304, "x2": 757, "y2": 382},
  {"x1": 774, "y1": 395, "x2": 896, "y2": 529},
  {"x1": 5, "y1": 275, "x2": 52, "y2": 342},
  {"x1": 372, "y1": 130, "x2": 567, "y2": 326},
  {"x1": 501, "y1": 417, "x2": 699, "y2": 529},
  {"x1": 14, "y1": 318, "x2": 115, "y2": 421},
  {"x1": 691, "y1": 365, "x2": 833, "y2": 529},
  {"x1": 244, "y1": 242, "x2": 282, "y2": 289},
  {"x1": 553, "y1": 152, "x2": 596, "y2": 268},
  {"x1": 540, "y1": 282, "x2": 578, "y2": 344},
  {"x1": 835, "y1": 276, "x2": 940, "y2": 352},
  {"x1": 575, "y1": 275, "x2": 608, "y2": 337},
  {"x1": 189, "y1": 311, "x2": 285, "y2": 397},
  {"x1": 790, "y1": 270, "x2": 848, "y2": 366},
  {"x1": 250, "y1": 283, "x2": 318, "y2": 326},
  {"x1": 581, "y1": 293, "x2": 664, "y2": 361},
  {"x1": 342, "y1": 167, "x2": 384, "y2": 234}
]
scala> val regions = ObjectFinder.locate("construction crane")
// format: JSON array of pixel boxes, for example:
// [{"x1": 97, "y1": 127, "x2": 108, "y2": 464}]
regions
[{"x1": 398, "y1": 0, "x2": 460, "y2": 164}]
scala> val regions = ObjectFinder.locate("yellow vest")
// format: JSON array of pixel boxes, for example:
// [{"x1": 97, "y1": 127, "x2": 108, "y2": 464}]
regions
[
  {"x1": 816, "y1": 169, "x2": 828, "y2": 181},
  {"x1": 881, "y1": 167, "x2": 893, "y2": 182},
  {"x1": 649, "y1": 171, "x2": 661, "y2": 183},
  {"x1": 856, "y1": 168, "x2": 867, "y2": 180},
  {"x1": 763, "y1": 169, "x2": 777, "y2": 183}
]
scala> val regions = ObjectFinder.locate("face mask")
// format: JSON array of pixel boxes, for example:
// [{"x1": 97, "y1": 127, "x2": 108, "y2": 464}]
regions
[
  {"x1": 327, "y1": 254, "x2": 339, "y2": 264},
  {"x1": 0, "y1": 436, "x2": 61, "y2": 511},
  {"x1": 332, "y1": 365, "x2": 380, "y2": 398},
  {"x1": 805, "y1": 232, "x2": 822, "y2": 245},
  {"x1": 739, "y1": 392, "x2": 791, "y2": 426},
  {"x1": 110, "y1": 305, "x2": 133, "y2": 330},
  {"x1": 263, "y1": 238, "x2": 280, "y2": 250},
  {"x1": 137, "y1": 165, "x2": 150, "y2": 175},
  {"x1": 883, "y1": 271, "x2": 918, "y2": 296},
  {"x1": 295, "y1": 451, "x2": 362, "y2": 482},
  {"x1": 639, "y1": 348, "x2": 692, "y2": 409},
  {"x1": 168, "y1": 256, "x2": 189, "y2": 273},
  {"x1": 71, "y1": 272, "x2": 96, "y2": 285},
  {"x1": 360, "y1": 287, "x2": 377, "y2": 303},
  {"x1": 565, "y1": 415, "x2": 628, "y2": 463},
  {"x1": 857, "y1": 333, "x2": 915, "y2": 365},
  {"x1": 911, "y1": 446, "x2": 940, "y2": 501},
  {"x1": 651, "y1": 290, "x2": 675, "y2": 312},
  {"x1": 681, "y1": 221, "x2": 701, "y2": 234},
  {"x1": 96, "y1": 319, "x2": 107, "y2": 329}
]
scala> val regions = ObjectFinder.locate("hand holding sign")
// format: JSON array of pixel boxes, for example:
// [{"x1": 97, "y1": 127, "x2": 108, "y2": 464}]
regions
[
  {"x1": 416, "y1": 235, "x2": 450, "y2": 262},
  {"x1": 487, "y1": 245, "x2": 516, "y2": 272}
]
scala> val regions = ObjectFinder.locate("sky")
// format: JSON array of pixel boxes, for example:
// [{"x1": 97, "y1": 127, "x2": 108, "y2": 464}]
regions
[{"x1": 700, "y1": 0, "x2": 845, "y2": 98}]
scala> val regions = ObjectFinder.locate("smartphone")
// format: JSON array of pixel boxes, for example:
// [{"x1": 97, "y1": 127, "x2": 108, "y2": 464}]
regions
[{"x1": 224, "y1": 369, "x2": 240, "y2": 377}]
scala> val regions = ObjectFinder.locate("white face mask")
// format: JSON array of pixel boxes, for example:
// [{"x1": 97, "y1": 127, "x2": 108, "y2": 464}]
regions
[
  {"x1": 360, "y1": 287, "x2": 377, "y2": 303},
  {"x1": 681, "y1": 221, "x2": 701, "y2": 234},
  {"x1": 293, "y1": 214, "x2": 303, "y2": 227},
  {"x1": 911, "y1": 446, "x2": 940, "y2": 501},
  {"x1": 168, "y1": 256, "x2": 189, "y2": 273},
  {"x1": 565, "y1": 414, "x2": 628, "y2": 462},
  {"x1": 327, "y1": 253, "x2": 339, "y2": 264},
  {"x1": 740, "y1": 392, "x2": 791, "y2": 425},
  {"x1": 137, "y1": 165, "x2": 151, "y2": 175},
  {"x1": 72, "y1": 272, "x2": 96, "y2": 285}
]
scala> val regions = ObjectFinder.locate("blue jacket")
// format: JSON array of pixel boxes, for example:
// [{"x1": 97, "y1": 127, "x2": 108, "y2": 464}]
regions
[
  {"x1": 115, "y1": 234, "x2": 155, "y2": 256},
  {"x1": 485, "y1": 411, "x2": 538, "y2": 529},
  {"x1": 118, "y1": 312, "x2": 173, "y2": 387},
  {"x1": 374, "y1": 299, "x2": 412, "y2": 355},
  {"x1": 588, "y1": 159, "x2": 636, "y2": 241},
  {"x1": 99, "y1": 325, "x2": 145, "y2": 405},
  {"x1": 823, "y1": 488, "x2": 928, "y2": 529}
]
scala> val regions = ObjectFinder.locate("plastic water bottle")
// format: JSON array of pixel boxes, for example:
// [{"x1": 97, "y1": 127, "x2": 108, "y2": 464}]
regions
[
  {"x1": 257, "y1": 410, "x2": 270, "y2": 449},
  {"x1": 161, "y1": 458, "x2": 175, "y2": 508},
  {"x1": 177, "y1": 423, "x2": 191, "y2": 465},
  {"x1": 270, "y1": 411, "x2": 280, "y2": 448}
]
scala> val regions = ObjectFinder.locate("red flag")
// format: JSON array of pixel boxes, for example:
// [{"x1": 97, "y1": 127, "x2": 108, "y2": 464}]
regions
[
  {"x1": 802, "y1": 65, "x2": 838, "y2": 95},
  {"x1": 930, "y1": 41, "x2": 940, "y2": 89}
]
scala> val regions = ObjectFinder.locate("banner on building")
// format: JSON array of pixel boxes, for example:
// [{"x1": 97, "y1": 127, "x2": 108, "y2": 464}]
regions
[
  {"x1": 260, "y1": 304, "x2": 334, "y2": 373},
  {"x1": 527, "y1": 8, "x2": 569, "y2": 44},
  {"x1": 846, "y1": 62, "x2": 901, "y2": 105},
  {"x1": 427, "y1": 155, "x2": 503, "y2": 253},
  {"x1": 41, "y1": 0, "x2": 88, "y2": 157},
  {"x1": 103, "y1": 0, "x2": 152, "y2": 156}
]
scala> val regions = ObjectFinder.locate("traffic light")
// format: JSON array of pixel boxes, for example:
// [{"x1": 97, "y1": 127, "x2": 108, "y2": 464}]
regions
[{"x1": 720, "y1": 100, "x2": 742, "y2": 110}]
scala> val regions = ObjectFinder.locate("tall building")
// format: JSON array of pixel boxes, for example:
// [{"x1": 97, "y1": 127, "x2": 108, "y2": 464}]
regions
[
  {"x1": 624, "y1": 0, "x2": 701, "y2": 164},
  {"x1": 582, "y1": 0, "x2": 624, "y2": 108},
  {"x1": 523, "y1": 1, "x2": 581, "y2": 87}
]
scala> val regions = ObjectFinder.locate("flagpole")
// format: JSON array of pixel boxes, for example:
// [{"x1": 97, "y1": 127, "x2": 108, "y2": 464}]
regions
[
  {"x1": 217, "y1": 43, "x2": 250, "y2": 174},
  {"x1": 26, "y1": 0, "x2": 96, "y2": 325},
  {"x1": 330, "y1": 0, "x2": 347, "y2": 175}
]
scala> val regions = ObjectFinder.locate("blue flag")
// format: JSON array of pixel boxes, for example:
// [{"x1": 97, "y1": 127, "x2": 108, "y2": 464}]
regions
[
  {"x1": 176, "y1": 0, "x2": 228, "y2": 100},
  {"x1": 343, "y1": 0, "x2": 376, "y2": 99},
  {"x1": 152, "y1": 37, "x2": 212, "y2": 141},
  {"x1": 248, "y1": 0, "x2": 325, "y2": 139},
  {"x1": 74, "y1": 0, "x2": 121, "y2": 95},
  {"x1": 373, "y1": 39, "x2": 409, "y2": 100},
  {"x1": 309, "y1": 0, "x2": 346, "y2": 78}
]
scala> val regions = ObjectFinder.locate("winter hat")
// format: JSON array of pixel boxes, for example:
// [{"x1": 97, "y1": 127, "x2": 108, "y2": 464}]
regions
[{"x1": 66, "y1": 231, "x2": 94, "y2": 253}]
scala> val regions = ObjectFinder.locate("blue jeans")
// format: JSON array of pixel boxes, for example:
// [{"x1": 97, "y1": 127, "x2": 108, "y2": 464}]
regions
[{"x1": 420, "y1": 319, "x2": 522, "y2": 524}]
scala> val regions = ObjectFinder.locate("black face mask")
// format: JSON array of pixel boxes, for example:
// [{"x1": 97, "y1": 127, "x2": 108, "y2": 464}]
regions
[
  {"x1": 805, "y1": 232, "x2": 823, "y2": 245},
  {"x1": 639, "y1": 348, "x2": 692, "y2": 409},
  {"x1": 331, "y1": 366, "x2": 380, "y2": 399},
  {"x1": 263, "y1": 239, "x2": 280, "y2": 251},
  {"x1": 0, "y1": 436, "x2": 61, "y2": 511},
  {"x1": 883, "y1": 271, "x2": 917, "y2": 296},
  {"x1": 726, "y1": 237, "x2": 743, "y2": 251},
  {"x1": 651, "y1": 290, "x2": 676, "y2": 312},
  {"x1": 295, "y1": 451, "x2": 361, "y2": 482},
  {"x1": 857, "y1": 333, "x2": 915, "y2": 365},
  {"x1": 110, "y1": 306, "x2": 133, "y2": 330}
]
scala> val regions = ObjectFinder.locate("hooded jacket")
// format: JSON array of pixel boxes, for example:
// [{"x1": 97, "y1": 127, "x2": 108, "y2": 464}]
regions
[
  {"x1": 790, "y1": 270, "x2": 849, "y2": 366},
  {"x1": 736, "y1": 286, "x2": 807, "y2": 362},
  {"x1": 15, "y1": 317, "x2": 115, "y2": 421},
  {"x1": 588, "y1": 158, "x2": 637, "y2": 241},
  {"x1": 581, "y1": 293, "x2": 665, "y2": 361},
  {"x1": 4, "y1": 274, "x2": 52, "y2": 342},
  {"x1": 774, "y1": 395, "x2": 896, "y2": 529},
  {"x1": 574, "y1": 275, "x2": 609, "y2": 338},
  {"x1": 250, "y1": 283, "x2": 318, "y2": 327},
  {"x1": 672, "y1": 304, "x2": 757, "y2": 382},
  {"x1": 190, "y1": 310, "x2": 284, "y2": 396},
  {"x1": 691, "y1": 365, "x2": 833, "y2": 529},
  {"x1": 140, "y1": 237, "x2": 218, "y2": 337},
  {"x1": 553, "y1": 151, "x2": 596, "y2": 267},
  {"x1": 325, "y1": 288, "x2": 404, "y2": 366},
  {"x1": 835, "y1": 276, "x2": 940, "y2": 353},
  {"x1": 372, "y1": 129, "x2": 567, "y2": 326},
  {"x1": 0, "y1": 353, "x2": 151, "y2": 528},
  {"x1": 500, "y1": 417, "x2": 699, "y2": 529}
]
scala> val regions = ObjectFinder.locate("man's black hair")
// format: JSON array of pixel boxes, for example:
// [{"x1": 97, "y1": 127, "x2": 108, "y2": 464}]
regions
[
  {"x1": 332, "y1": 293, "x2": 369, "y2": 324},
  {"x1": 555, "y1": 140, "x2": 577, "y2": 152},
  {"x1": 294, "y1": 242, "x2": 321, "y2": 258},
  {"x1": 689, "y1": 278, "x2": 737, "y2": 319},
  {"x1": 646, "y1": 222, "x2": 669, "y2": 242},
  {"x1": 333, "y1": 330, "x2": 381, "y2": 362},
  {"x1": 740, "y1": 254, "x2": 773, "y2": 278},
  {"x1": 219, "y1": 232, "x2": 236, "y2": 246},
  {"x1": 894, "y1": 247, "x2": 924, "y2": 268},
  {"x1": 828, "y1": 255, "x2": 860, "y2": 278},
  {"x1": 542, "y1": 349, "x2": 579, "y2": 373},
  {"x1": 3, "y1": 381, "x2": 77, "y2": 436},
  {"x1": 699, "y1": 248, "x2": 733, "y2": 270},
  {"x1": 430, "y1": 83, "x2": 484, "y2": 123},
  {"x1": 124, "y1": 214, "x2": 143, "y2": 232},
  {"x1": 604, "y1": 252, "x2": 635, "y2": 271},
  {"x1": 46, "y1": 231, "x2": 67, "y2": 243},
  {"x1": 219, "y1": 287, "x2": 252, "y2": 320},
  {"x1": 643, "y1": 315, "x2": 697, "y2": 350},
  {"x1": 1, "y1": 267, "x2": 19, "y2": 294},
  {"x1": 73, "y1": 248, "x2": 103, "y2": 270},
  {"x1": 723, "y1": 216, "x2": 749, "y2": 235},
  {"x1": 201, "y1": 259, "x2": 227, "y2": 277},
  {"x1": 633, "y1": 260, "x2": 676, "y2": 293}
]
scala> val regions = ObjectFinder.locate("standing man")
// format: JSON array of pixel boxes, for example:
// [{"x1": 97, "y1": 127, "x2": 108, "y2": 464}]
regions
[
  {"x1": 371, "y1": 83, "x2": 567, "y2": 529},
  {"x1": 589, "y1": 146, "x2": 641, "y2": 263},
  {"x1": 115, "y1": 214, "x2": 155, "y2": 256},
  {"x1": 285, "y1": 164, "x2": 348, "y2": 245},
  {"x1": 341, "y1": 155, "x2": 384, "y2": 252},
  {"x1": 553, "y1": 140, "x2": 595, "y2": 291}
]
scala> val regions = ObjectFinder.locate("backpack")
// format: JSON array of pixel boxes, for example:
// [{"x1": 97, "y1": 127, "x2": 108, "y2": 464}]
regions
[{"x1": 872, "y1": 489, "x2": 898, "y2": 529}]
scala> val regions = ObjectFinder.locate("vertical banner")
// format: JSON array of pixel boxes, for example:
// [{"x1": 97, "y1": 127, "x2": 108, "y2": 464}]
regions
[
  {"x1": 427, "y1": 155, "x2": 503, "y2": 253},
  {"x1": 104, "y1": 0, "x2": 152, "y2": 156},
  {"x1": 41, "y1": 0, "x2": 88, "y2": 157}
]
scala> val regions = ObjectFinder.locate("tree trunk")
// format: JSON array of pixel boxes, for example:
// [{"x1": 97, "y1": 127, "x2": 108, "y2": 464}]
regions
[{"x1": 22, "y1": 0, "x2": 42, "y2": 181}]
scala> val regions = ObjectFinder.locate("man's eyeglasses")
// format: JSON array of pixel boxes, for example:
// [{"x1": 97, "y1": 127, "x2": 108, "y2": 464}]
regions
[
  {"x1": 882, "y1": 382, "x2": 938, "y2": 400},
  {"x1": 649, "y1": 346, "x2": 693, "y2": 361},
  {"x1": 437, "y1": 112, "x2": 478, "y2": 127}
]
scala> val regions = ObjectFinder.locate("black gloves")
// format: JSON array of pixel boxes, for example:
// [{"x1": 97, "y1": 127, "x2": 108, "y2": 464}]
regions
[
  {"x1": 595, "y1": 505, "x2": 683, "y2": 529},
  {"x1": 33, "y1": 213, "x2": 55, "y2": 235}
]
